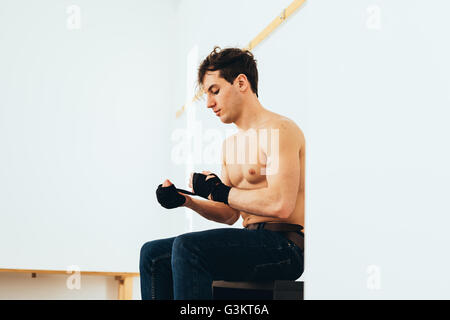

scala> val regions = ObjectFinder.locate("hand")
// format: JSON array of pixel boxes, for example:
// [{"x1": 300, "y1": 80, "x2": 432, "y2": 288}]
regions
[
  {"x1": 189, "y1": 171, "x2": 214, "y2": 200},
  {"x1": 156, "y1": 179, "x2": 190, "y2": 209},
  {"x1": 163, "y1": 179, "x2": 192, "y2": 206},
  {"x1": 190, "y1": 172, "x2": 231, "y2": 204}
]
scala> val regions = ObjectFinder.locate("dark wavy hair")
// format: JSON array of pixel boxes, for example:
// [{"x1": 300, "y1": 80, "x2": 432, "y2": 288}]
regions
[{"x1": 197, "y1": 46, "x2": 259, "y2": 97}]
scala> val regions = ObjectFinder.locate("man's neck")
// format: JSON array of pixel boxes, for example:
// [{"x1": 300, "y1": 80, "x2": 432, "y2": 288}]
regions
[{"x1": 234, "y1": 97, "x2": 267, "y2": 132}]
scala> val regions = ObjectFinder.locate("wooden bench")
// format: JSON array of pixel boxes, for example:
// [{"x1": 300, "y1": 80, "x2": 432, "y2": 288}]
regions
[
  {"x1": 212, "y1": 280, "x2": 304, "y2": 300},
  {"x1": 0, "y1": 268, "x2": 140, "y2": 300}
]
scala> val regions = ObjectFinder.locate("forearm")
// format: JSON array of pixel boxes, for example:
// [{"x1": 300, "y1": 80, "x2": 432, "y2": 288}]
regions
[
  {"x1": 184, "y1": 196, "x2": 240, "y2": 225},
  {"x1": 227, "y1": 187, "x2": 282, "y2": 218}
]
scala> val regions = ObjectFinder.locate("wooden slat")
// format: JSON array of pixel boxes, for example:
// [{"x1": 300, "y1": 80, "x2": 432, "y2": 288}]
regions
[
  {"x1": 0, "y1": 268, "x2": 139, "y2": 277},
  {"x1": 244, "y1": 0, "x2": 306, "y2": 51},
  {"x1": 0, "y1": 268, "x2": 139, "y2": 300},
  {"x1": 176, "y1": 87, "x2": 205, "y2": 118},
  {"x1": 116, "y1": 276, "x2": 134, "y2": 300},
  {"x1": 176, "y1": 0, "x2": 306, "y2": 118}
]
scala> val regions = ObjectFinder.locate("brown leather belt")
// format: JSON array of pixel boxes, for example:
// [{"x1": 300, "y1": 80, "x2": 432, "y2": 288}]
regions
[{"x1": 245, "y1": 223, "x2": 304, "y2": 251}]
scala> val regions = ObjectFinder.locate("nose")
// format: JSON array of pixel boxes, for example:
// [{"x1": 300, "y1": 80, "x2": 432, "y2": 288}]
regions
[{"x1": 206, "y1": 95, "x2": 216, "y2": 110}]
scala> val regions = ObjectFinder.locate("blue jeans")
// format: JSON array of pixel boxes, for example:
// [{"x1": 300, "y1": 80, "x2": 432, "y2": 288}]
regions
[{"x1": 139, "y1": 227, "x2": 304, "y2": 300}]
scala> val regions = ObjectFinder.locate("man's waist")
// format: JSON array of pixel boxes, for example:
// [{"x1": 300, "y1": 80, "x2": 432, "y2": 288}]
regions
[
  {"x1": 245, "y1": 222, "x2": 304, "y2": 251},
  {"x1": 245, "y1": 222, "x2": 303, "y2": 232}
]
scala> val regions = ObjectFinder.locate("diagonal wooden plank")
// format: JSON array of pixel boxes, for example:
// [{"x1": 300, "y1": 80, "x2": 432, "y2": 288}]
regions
[{"x1": 244, "y1": 0, "x2": 306, "y2": 51}]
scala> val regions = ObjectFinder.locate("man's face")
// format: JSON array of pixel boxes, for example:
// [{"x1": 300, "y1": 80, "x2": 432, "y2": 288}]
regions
[{"x1": 202, "y1": 71, "x2": 242, "y2": 124}]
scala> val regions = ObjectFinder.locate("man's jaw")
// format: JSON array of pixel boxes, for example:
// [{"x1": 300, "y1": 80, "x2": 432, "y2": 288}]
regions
[{"x1": 213, "y1": 109, "x2": 221, "y2": 117}]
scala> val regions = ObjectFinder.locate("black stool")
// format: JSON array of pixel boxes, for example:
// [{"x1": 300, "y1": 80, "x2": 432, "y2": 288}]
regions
[{"x1": 212, "y1": 280, "x2": 304, "y2": 300}]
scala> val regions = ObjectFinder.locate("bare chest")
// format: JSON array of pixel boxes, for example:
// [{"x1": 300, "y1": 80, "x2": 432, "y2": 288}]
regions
[{"x1": 224, "y1": 131, "x2": 269, "y2": 188}]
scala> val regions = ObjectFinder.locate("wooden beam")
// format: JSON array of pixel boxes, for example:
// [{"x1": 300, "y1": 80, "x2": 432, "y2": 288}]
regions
[
  {"x1": 0, "y1": 268, "x2": 139, "y2": 300},
  {"x1": 244, "y1": 0, "x2": 306, "y2": 51},
  {"x1": 176, "y1": 0, "x2": 306, "y2": 118},
  {"x1": 116, "y1": 276, "x2": 134, "y2": 300},
  {"x1": 0, "y1": 268, "x2": 139, "y2": 278},
  {"x1": 176, "y1": 86, "x2": 205, "y2": 118}
]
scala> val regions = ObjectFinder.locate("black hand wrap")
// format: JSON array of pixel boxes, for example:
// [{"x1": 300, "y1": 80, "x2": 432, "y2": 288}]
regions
[
  {"x1": 192, "y1": 173, "x2": 231, "y2": 205},
  {"x1": 156, "y1": 184, "x2": 186, "y2": 209}
]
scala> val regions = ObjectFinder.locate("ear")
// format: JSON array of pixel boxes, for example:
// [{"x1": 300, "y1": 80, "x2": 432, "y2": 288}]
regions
[{"x1": 235, "y1": 74, "x2": 249, "y2": 92}]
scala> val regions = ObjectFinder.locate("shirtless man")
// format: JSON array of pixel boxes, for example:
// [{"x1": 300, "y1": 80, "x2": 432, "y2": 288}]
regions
[{"x1": 140, "y1": 47, "x2": 305, "y2": 300}]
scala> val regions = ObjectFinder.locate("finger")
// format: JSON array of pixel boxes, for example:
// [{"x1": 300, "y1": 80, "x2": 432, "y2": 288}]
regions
[
  {"x1": 205, "y1": 174, "x2": 215, "y2": 181},
  {"x1": 162, "y1": 179, "x2": 172, "y2": 187},
  {"x1": 189, "y1": 172, "x2": 193, "y2": 188},
  {"x1": 202, "y1": 170, "x2": 212, "y2": 175}
]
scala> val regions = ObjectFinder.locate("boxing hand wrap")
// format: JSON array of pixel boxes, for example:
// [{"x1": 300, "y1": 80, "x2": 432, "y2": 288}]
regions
[
  {"x1": 192, "y1": 173, "x2": 220, "y2": 198},
  {"x1": 192, "y1": 173, "x2": 231, "y2": 205},
  {"x1": 210, "y1": 181, "x2": 232, "y2": 205},
  {"x1": 156, "y1": 184, "x2": 187, "y2": 209}
]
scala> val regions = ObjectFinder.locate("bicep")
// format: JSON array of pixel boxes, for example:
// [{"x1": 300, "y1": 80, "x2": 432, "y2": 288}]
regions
[{"x1": 265, "y1": 123, "x2": 301, "y2": 212}]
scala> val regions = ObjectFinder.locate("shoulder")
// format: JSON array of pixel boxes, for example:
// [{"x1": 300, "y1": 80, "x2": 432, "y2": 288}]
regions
[{"x1": 266, "y1": 115, "x2": 305, "y2": 146}]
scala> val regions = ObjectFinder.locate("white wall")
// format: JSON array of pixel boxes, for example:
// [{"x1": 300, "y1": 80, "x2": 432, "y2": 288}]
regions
[
  {"x1": 0, "y1": 0, "x2": 180, "y2": 299},
  {"x1": 173, "y1": 0, "x2": 450, "y2": 299},
  {"x1": 305, "y1": 0, "x2": 450, "y2": 299}
]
